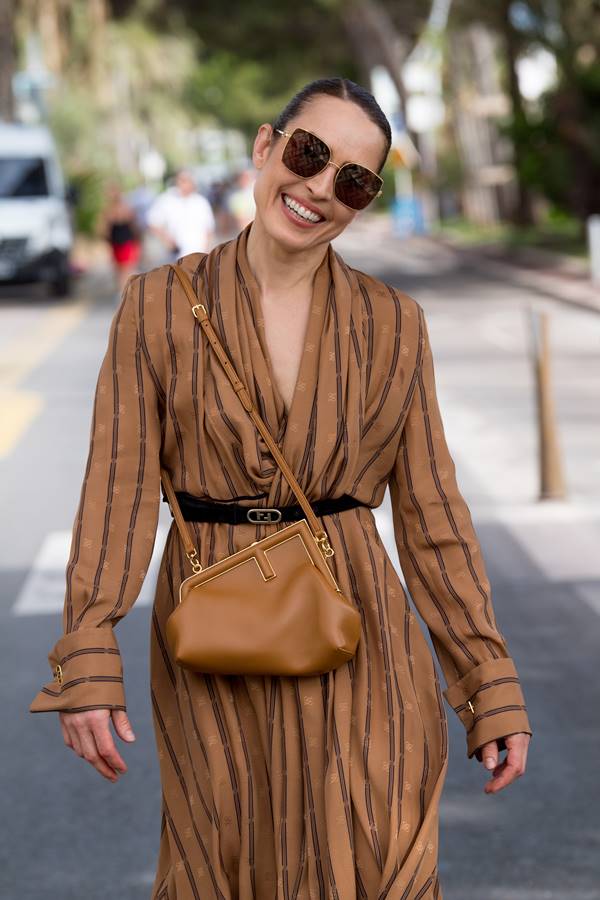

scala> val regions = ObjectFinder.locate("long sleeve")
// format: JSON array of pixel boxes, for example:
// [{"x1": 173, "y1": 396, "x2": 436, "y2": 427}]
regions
[
  {"x1": 388, "y1": 304, "x2": 533, "y2": 759},
  {"x1": 30, "y1": 274, "x2": 163, "y2": 713}
]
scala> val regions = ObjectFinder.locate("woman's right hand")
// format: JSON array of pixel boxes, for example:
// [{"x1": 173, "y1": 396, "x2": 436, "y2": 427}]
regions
[{"x1": 59, "y1": 708, "x2": 136, "y2": 782}]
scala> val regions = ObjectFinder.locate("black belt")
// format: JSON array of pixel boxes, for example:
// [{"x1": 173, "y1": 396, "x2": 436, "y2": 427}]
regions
[{"x1": 163, "y1": 490, "x2": 367, "y2": 524}]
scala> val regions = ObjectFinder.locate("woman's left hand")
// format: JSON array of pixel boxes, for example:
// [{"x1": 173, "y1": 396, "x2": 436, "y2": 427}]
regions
[{"x1": 475, "y1": 732, "x2": 531, "y2": 794}]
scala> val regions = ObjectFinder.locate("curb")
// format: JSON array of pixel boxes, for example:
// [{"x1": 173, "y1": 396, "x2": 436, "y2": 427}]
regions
[{"x1": 431, "y1": 235, "x2": 600, "y2": 314}]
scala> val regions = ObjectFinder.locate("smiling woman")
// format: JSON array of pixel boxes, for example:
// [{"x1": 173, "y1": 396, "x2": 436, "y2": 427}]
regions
[
  {"x1": 249, "y1": 80, "x2": 389, "y2": 262},
  {"x1": 30, "y1": 77, "x2": 532, "y2": 900}
]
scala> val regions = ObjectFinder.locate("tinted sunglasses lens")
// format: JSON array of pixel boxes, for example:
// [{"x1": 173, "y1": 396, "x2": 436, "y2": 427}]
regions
[
  {"x1": 336, "y1": 164, "x2": 381, "y2": 210},
  {"x1": 282, "y1": 129, "x2": 330, "y2": 178}
]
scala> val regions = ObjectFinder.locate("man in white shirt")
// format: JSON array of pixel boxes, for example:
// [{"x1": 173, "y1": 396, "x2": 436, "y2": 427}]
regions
[{"x1": 147, "y1": 168, "x2": 216, "y2": 259}]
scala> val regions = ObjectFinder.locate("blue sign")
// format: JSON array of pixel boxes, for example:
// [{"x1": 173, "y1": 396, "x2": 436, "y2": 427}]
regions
[{"x1": 391, "y1": 196, "x2": 426, "y2": 236}]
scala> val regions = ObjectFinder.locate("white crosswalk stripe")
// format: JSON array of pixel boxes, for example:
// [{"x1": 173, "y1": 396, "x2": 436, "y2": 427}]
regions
[{"x1": 13, "y1": 526, "x2": 170, "y2": 616}]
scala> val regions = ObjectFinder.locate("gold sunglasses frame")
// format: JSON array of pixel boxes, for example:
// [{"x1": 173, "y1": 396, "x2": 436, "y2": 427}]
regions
[{"x1": 274, "y1": 127, "x2": 384, "y2": 210}]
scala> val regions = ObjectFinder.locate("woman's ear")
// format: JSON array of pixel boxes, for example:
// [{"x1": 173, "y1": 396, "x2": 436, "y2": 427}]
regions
[{"x1": 252, "y1": 124, "x2": 275, "y2": 171}]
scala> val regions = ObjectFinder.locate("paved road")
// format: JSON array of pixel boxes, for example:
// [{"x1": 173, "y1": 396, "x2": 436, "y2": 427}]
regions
[{"x1": 1, "y1": 223, "x2": 599, "y2": 899}]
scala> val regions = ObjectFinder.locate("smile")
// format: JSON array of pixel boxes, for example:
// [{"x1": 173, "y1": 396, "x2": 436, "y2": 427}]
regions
[{"x1": 281, "y1": 192, "x2": 325, "y2": 225}]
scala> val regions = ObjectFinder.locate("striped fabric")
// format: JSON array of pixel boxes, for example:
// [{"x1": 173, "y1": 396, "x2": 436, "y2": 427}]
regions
[{"x1": 30, "y1": 222, "x2": 532, "y2": 898}]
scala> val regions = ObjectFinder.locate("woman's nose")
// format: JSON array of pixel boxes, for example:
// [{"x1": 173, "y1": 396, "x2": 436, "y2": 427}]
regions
[{"x1": 305, "y1": 161, "x2": 337, "y2": 199}]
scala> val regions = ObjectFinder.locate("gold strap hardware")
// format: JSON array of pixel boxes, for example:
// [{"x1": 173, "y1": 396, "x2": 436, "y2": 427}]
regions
[
  {"x1": 186, "y1": 548, "x2": 203, "y2": 575},
  {"x1": 315, "y1": 530, "x2": 334, "y2": 558},
  {"x1": 54, "y1": 664, "x2": 64, "y2": 685},
  {"x1": 191, "y1": 303, "x2": 207, "y2": 319},
  {"x1": 467, "y1": 700, "x2": 475, "y2": 715}
]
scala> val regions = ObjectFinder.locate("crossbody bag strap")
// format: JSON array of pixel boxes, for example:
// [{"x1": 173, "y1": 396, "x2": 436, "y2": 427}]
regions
[
  {"x1": 160, "y1": 465, "x2": 203, "y2": 573},
  {"x1": 160, "y1": 263, "x2": 333, "y2": 559}
]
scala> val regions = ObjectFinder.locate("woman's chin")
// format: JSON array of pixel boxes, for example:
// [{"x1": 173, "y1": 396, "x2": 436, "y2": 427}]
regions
[
  {"x1": 278, "y1": 213, "x2": 334, "y2": 249},
  {"x1": 259, "y1": 216, "x2": 315, "y2": 251},
  {"x1": 252, "y1": 204, "x2": 336, "y2": 252}
]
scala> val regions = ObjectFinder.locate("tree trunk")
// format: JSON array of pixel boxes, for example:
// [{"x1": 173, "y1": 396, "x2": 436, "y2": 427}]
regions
[
  {"x1": 0, "y1": 0, "x2": 16, "y2": 121},
  {"x1": 340, "y1": 0, "x2": 414, "y2": 115},
  {"x1": 37, "y1": 0, "x2": 66, "y2": 76},
  {"x1": 340, "y1": 0, "x2": 430, "y2": 159},
  {"x1": 448, "y1": 26, "x2": 502, "y2": 226},
  {"x1": 499, "y1": 0, "x2": 535, "y2": 225},
  {"x1": 88, "y1": 0, "x2": 109, "y2": 101}
]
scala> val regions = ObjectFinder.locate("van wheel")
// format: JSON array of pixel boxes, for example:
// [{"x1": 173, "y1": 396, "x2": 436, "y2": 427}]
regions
[{"x1": 48, "y1": 261, "x2": 72, "y2": 298}]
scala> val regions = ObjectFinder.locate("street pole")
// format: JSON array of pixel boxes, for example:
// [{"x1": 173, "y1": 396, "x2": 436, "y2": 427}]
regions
[{"x1": 587, "y1": 215, "x2": 600, "y2": 283}]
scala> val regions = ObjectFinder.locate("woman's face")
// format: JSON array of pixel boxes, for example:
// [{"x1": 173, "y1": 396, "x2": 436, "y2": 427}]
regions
[{"x1": 251, "y1": 95, "x2": 387, "y2": 252}]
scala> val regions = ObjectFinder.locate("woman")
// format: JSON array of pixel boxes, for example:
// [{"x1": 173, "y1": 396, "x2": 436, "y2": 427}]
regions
[
  {"x1": 30, "y1": 78, "x2": 532, "y2": 899},
  {"x1": 98, "y1": 180, "x2": 143, "y2": 293}
]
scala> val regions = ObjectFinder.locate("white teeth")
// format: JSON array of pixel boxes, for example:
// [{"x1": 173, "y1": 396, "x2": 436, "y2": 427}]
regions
[{"x1": 283, "y1": 193, "x2": 323, "y2": 223}]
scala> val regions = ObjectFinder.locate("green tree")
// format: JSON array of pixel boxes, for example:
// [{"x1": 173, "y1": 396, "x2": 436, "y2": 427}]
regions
[
  {"x1": 452, "y1": 0, "x2": 600, "y2": 224},
  {"x1": 111, "y1": 0, "x2": 431, "y2": 137}
]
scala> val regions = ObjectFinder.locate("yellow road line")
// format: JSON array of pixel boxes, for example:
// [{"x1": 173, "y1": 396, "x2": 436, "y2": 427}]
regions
[
  {"x1": 0, "y1": 389, "x2": 43, "y2": 458},
  {"x1": 0, "y1": 298, "x2": 90, "y2": 459},
  {"x1": 0, "y1": 299, "x2": 90, "y2": 389}
]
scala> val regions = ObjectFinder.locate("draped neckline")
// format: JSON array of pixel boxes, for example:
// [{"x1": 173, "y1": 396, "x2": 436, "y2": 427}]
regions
[{"x1": 235, "y1": 222, "x2": 333, "y2": 452}]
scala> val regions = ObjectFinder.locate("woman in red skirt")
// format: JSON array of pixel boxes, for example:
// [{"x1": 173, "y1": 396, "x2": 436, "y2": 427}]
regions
[{"x1": 99, "y1": 182, "x2": 142, "y2": 293}]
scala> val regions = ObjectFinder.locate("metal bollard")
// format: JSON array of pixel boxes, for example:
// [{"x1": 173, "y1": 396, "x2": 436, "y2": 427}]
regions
[{"x1": 528, "y1": 308, "x2": 566, "y2": 500}]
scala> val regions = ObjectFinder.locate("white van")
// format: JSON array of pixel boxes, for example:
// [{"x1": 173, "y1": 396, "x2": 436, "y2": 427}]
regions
[{"x1": 0, "y1": 123, "x2": 74, "y2": 296}]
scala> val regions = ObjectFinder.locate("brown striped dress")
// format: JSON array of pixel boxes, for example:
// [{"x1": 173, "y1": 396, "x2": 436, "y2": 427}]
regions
[{"x1": 31, "y1": 221, "x2": 532, "y2": 899}]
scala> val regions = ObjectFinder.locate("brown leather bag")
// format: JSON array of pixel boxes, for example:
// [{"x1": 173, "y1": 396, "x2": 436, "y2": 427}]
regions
[{"x1": 159, "y1": 264, "x2": 361, "y2": 676}]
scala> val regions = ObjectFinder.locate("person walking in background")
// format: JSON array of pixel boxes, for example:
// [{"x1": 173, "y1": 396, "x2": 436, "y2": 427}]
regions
[
  {"x1": 147, "y1": 167, "x2": 216, "y2": 260},
  {"x1": 207, "y1": 176, "x2": 237, "y2": 237},
  {"x1": 97, "y1": 181, "x2": 142, "y2": 294},
  {"x1": 226, "y1": 167, "x2": 257, "y2": 232}
]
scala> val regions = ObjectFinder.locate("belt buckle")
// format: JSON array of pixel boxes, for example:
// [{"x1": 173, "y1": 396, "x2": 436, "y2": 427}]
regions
[{"x1": 247, "y1": 507, "x2": 282, "y2": 523}]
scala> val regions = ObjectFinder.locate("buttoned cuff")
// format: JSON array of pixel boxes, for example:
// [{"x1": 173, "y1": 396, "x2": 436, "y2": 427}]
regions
[
  {"x1": 29, "y1": 627, "x2": 127, "y2": 713},
  {"x1": 443, "y1": 657, "x2": 532, "y2": 760}
]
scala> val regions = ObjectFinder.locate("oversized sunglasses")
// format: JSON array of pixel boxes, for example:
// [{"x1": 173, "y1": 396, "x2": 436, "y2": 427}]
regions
[{"x1": 274, "y1": 126, "x2": 383, "y2": 211}]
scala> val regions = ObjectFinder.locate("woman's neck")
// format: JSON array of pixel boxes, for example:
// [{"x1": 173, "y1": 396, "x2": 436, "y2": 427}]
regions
[{"x1": 245, "y1": 216, "x2": 329, "y2": 295}]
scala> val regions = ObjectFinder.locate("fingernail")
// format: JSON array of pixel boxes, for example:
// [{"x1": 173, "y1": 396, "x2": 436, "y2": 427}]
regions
[
  {"x1": 485, "y1": 757, "x2": 496, "y2": 770},
  {"x1": 125, "y1": 730, "x2": 136, "y2": 740}
]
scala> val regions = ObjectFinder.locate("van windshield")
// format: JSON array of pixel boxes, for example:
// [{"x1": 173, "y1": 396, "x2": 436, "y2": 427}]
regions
[{"x1": 0, "y1": 158, "x2": 49, "y2": 198}]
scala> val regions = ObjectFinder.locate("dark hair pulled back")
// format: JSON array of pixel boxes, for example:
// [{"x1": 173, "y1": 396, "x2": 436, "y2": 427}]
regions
[{"x1": 271, "y1": 77, "x2": 391, "y2": 174}]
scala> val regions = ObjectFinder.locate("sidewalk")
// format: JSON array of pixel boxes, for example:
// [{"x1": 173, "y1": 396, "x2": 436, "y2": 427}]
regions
[
  {"x1": 436, "y1": 233, "x2": 600, "y2": 314},
  {"x1": 344, "y1": 212, "x2": 600, "y2": 314}
]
